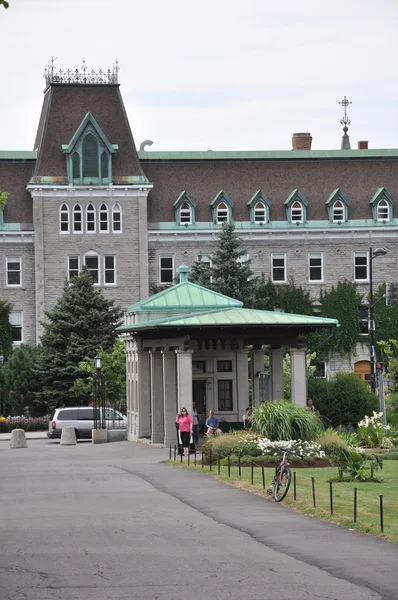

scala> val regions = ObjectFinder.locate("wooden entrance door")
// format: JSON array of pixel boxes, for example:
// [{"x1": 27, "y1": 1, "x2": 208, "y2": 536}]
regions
[{"x1": 354, "y1": 360, "x2": 371, "y2": 383}]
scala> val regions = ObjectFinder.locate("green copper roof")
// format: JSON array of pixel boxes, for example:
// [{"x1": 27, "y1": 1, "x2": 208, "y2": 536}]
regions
[
  {"x1": 0, "y1": 151, "x2": 37, "y2": 160},
  {"x1": 138, "y1": 149, "x2": 398, "y2": 161},
  {"x1": 127, "y1": 281, "x2": 243, "y2": 313},
  {"x1": 118, "y1": 307, "x2": 339, "y2": 332}
]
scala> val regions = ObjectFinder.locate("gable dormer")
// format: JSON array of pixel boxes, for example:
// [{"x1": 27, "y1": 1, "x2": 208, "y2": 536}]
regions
[
  {"x1": 370, "y1": 187, "x2": 395, "y2": 222},
  {"x1": 284, "y1": 189, "x2": 308, "y2": 224},
  {"x1": 62, "y1": 112, "x2": 118, "y2": 185},
  {"x1": 247, "y1": 190, "x2": 271, "y2": 224},
  {"x1": 173, "y1": 190, "x2": 197, "y2": 225},
  {"x1": 326, "y1": 188, "x2": 350, "y2": 223},
  {"x1": 210, "y1": 190, "x2": 233, "y2": 224}
]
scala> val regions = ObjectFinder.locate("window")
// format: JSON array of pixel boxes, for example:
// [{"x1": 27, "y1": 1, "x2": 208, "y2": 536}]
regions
[
  {"x1": 272, "y1": 254, "x2": 286, "y2": 282},
  {"x1": 73, "y1": 204, "x2": 82, "y2": 233},
  {"x1": 179, "y1": 201, "x2": 192, "y2": 225},
  {"x1": 354, "y1": 252, "x2": 368, "y2": 281},
  {"x1": 308, "y1": 252, "x2": 323, "y2": 282},
  {"x1": 254, "y1": 201, "x2": 266, "y2": 223},
  {"x1": 104, "y1": 255, "x2": 116, "y2": 285},
  {"x1": 160, "y1": 256, "x2": 174, "y2": 284},
  {"x1": 101, "y1": 152, "x2": 109, "y2": 181},
  {"x1": 100, "y1": 203, "x2": 109, "y2": 232},
  {"x1": 9, "y1": 311, "x2": 22, "y2": 344},
  {"x1": 60, "y1": 204, "x2": 69, "y2": 233},
  {"x1": 57, "y1": 409, "x2": 78, "y2": 420},
  {"x1": 6, "y1": 257, "x2": 21, "y2": 286},
  {"x1": 78, "y1": 408, "x2": 94, "y2": 420},
  {"x1": 82, "y1": 134, "x2": 98, "y2": 181},
  {"x1": 192, "y1": 360, "x2": 206, "y2": 373},
  {"x1": 217, "y1": 360, "x2": 232, "y2": 372},
  {"x1": 68, "y1": 256, "x2": 80, "y2": 281},
  {"x1": 216, "y1": 202, "x2": 229, "y2": 223},
  {"x1": 86, "y1": 203, "x2": 96, "y2": 233},
  {"x1": 112, "y1": 203, "x2": 122, "y2": 232},
  {"x1": 291, "y1": 201, "x2": 303, "y2": 222},
  {"x1": 313, "y1": 362, "x2": 326, "y2": 378},
  {"x1": 332, "y1": 200, "x2": 345, "y2": 222},
  {"x1": 377, "y1": 199, "x2": 390, "y2": 222},
  {"x1": 359, "y1": 305, "x2": 369, "y2": 335},
  {"x1": 218, "y1": 380, "x2": 233, "y2": 411},
  {"x1": 84, "y1": 253, "x2": 99, "y2": 284}
]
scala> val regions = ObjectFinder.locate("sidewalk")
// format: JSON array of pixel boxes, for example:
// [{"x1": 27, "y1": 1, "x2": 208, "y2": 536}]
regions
[{"x1": 0, "y1": 430, "x2": 48, "y2": 441}]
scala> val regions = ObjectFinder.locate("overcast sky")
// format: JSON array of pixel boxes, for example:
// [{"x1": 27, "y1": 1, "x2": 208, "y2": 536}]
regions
[{"x1": 1, "y1": 0, "x2": 398, "y2": 152}]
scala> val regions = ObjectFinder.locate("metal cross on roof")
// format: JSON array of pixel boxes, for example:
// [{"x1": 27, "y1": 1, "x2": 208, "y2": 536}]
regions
[{"x1": 339, "y1": 95, "x2": 352, "y2": 131}]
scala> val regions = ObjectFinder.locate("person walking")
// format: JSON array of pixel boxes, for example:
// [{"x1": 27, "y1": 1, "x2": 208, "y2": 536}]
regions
[{"x1": 176, "y1": 408, "x2": 193, "y2": 456}]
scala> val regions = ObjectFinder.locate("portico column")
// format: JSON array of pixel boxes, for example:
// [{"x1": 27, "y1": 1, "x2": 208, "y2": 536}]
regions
[
  {"x1": 290, "y1": 347, "x2": 307, "y2": 407},
  {"x1": 137, "y1": 350, "x2": 151, "y2": 438},
  {"x1": 236, "y1": 348, "x2": 249, "y2": 418},
  {"x1": 252, "y1": 349, "x2": 265, "y2": 405},
  {"x1": 270, "y1": 348, "x2": 284, "y2": 401},
  {"x1": 150, "y1": 350, "x2": 164, "y2": 443},
  {"x1": 162, "y1": 351, "x2": 178, "y2": 448},
  {"x1": 176, "y1": 348, "x2": 193, "y2": 414}
]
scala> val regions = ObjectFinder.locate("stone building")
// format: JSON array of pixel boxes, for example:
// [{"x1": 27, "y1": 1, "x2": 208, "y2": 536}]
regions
[{"x1": 1, "y1": 66, "x2": 396, "y2": 387}]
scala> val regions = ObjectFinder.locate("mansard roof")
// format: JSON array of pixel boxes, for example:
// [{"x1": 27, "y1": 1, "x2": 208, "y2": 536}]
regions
[
  {"x1": 0, "y1": 159, "x2": 35, "y2": 225},
  {"x1": 32, "y1": 83, "x2": 145, "y2": 180}
]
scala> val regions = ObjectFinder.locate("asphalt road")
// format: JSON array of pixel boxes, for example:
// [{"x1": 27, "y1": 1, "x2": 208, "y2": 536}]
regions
[{"x1": 1, "y1": 439, "x2": 397, "y2": 600}]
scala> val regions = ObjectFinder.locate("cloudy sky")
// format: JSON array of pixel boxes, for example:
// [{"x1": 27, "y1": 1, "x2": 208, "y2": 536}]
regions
[{"x1": 1, "y1": 0, "x2": 398, "y2": 152}]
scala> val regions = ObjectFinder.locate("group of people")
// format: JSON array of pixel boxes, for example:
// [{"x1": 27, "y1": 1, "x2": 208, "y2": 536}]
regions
[{"x1": 175, "y1": 404, "x2": 222, "y2": 456}]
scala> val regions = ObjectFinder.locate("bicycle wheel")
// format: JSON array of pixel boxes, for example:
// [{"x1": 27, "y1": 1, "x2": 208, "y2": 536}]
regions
[{"x1": 273, "y1": 466, "x2": 292, "y2": 502}]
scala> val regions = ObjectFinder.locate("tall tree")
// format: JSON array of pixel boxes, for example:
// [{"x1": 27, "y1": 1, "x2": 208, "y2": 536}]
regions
[
  {"x1": 2, "y1": 345, "x2": 44, "y2": 416},
  {"x1": 189, "y1": 254, "x2": 212, "y2": 288},
  {"x1": 0, "y1": 299, "x2": 12, "y2": 359},
  {"x1": 36, "y1": 267, "x2": 123, "y2": 410}
]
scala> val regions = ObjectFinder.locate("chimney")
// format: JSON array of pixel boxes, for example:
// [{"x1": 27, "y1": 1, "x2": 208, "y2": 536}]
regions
[
  {"x1": 292, "y1": 132, "x2": 312, "y2": 150},
  {"x1": 358, "y1": 140, "x2": 369, "y2": 150}
]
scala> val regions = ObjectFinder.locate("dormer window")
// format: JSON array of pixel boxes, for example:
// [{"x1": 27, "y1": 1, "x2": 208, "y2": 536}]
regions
[
  {"x1": 62, "y1": 112, "x2": 118, "y2": 185},
  {"x1": 254, "y1": 202, "x2": 266, "y2": 223},
  {"x1": 211, "y1": 190, "x2": 233, "y2": 224},
  {"x1": 248, "y1": 190, "x2": 270, "y2": 224},
  {"x1": 284, "y1": 189, "x2": 308, "y2": 224},
  {"x1": 377, "y1": 199, "x2": 390, "y2": 221},
  {"x1": 332, "y1": 200, "x2": 345, "y2": 222},
  {"x1": 173, "y1": 191, "x2": 196, "y2": 226},
  {"x1": 291, "y1": 201, "x2": 303, "y2": 222},
  {"x1": 370, "y1": 188, "x2": 394, "y2": 223}
]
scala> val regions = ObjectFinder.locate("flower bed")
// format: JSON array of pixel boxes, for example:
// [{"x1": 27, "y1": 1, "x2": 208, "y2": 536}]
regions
[{"x1": 0, "y1": 416, "x2": 50, "y2": 433}]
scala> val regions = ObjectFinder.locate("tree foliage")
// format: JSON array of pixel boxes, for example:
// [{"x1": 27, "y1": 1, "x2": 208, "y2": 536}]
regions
[
  {"x1": 71, "y1": 339, "x2": 126, "y2": 411},
  {"x1": 0, "y1": 2, "x2": 9, "y2": 10},
  {"x1": 2, "y1": 345, "x2": 45, "y2": 416},
  {"x1": 36, "y1": 267, "x2": 123, "y2": 410},
  {"x1": 0, "y1": 299, "x2": 12, "y2": 359},
  {"x1": 189, "y1": 254, "x2": 212, "y2": 288}
]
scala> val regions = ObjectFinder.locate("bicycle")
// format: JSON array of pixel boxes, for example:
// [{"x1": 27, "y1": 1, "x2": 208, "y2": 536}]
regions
[{"x1": 269, "y1": 447, "x2": 303, "y2": 502}]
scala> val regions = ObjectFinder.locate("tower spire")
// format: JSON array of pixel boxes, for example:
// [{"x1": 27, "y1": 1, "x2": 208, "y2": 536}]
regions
[{"x1": 339, "y1": 95, "x2": 352, "y2": 150}]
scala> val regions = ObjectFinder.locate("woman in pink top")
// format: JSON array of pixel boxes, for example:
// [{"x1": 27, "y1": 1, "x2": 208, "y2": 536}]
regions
[{"x1": 176, "y1": 408, "x2": 193, "y2": 456}]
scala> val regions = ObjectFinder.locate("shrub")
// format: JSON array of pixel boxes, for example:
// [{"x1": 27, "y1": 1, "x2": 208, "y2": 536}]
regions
[
  {"x1": 308, "y1": 372, "x2": 378, "y2": 428},
  {"x1": 251, "y1": 400, "x2": 322, "y2": 441},
  {"x1": 257, "y1": 438, "x2": 325, "y2": 459},
  {"x1": 358, "y1": 411, "x2": 390, "y2": 448},
  {"x1": 316, "y1": 429, "x2": 349, "y2": 456},
  {"x1": 202, "y1": 431, "x2": 262, "y2": 458}
]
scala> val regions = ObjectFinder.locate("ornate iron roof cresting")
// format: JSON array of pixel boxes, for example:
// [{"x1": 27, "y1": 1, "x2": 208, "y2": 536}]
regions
[{"x1": 44, "y1": 58, "x2": 119, "y2": 86}]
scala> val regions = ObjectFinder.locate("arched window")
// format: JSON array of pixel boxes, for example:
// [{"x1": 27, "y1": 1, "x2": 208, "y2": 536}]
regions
[
  {"x1": 179, "y1": 201, "x2": 192, "y2": 224},
  {"x1": 112, "y1": 203, "x2": 122, "y2": 232},
  {"x1": 82, "y1": 134, "x2": 98, "y2": 180},
  {"x1": 377, "y1": 199, "x2": 390, "y2": 222},
  {"x1": 332, "y1": 200, "x2": 345, "y2": 222},
  {"x1": 99, "y1": 203, "x2": 109, "y2": 232},
  {"x1": 60, "y1": 204, "x2": 69, "y2": 233},
  {"x1": 73, "y1": 204, "x2": 82, "y2": 233},
  {"x1": 84, "y1": 251, "x2": 99, "y2": 285},
  {"x1": 217, "y1": 202, "x2": 229, "y2": 223},
  {"x1": 86, "y1": 203, "x2": 96, "y2": 233},
  {"x1": 254, "y1": 201, "x2": 266, "y2": 223},
  {"x1": 72, "y1": 152, "x2": 80, "y2": 180},
  {"x1": 291, "y1": 201, "x2": 303, "y2": 222}
]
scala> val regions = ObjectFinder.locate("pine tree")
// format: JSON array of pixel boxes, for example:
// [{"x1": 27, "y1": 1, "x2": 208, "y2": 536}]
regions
[
  {"x1": 36, "y1": 267, "x2": 123, "y2": 410},
  {"x1": 189, "y1": 254, "x2": 212, "y2": 288},
  {"x1": 209, "y1": 222, "x2": 255, "y2": 304},
  {"x1": 2, "y1": 344, "x2": 44, "y2": 416},
  {"x1": 0, "y1": 299, "x2": 12, "y2": 358}
]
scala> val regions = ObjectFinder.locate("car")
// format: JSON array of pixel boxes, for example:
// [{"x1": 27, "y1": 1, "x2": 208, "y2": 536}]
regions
[{"x1": 47, "y1": 406, "x2": 127, "y2": 439}]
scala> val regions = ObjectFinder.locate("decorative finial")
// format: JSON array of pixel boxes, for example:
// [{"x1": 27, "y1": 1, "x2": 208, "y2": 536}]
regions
[
  {"x1": 44, "y1": 59, "x2": 120, "y2": 86},
  {"x1": 339, "y1": 95, "x2": 352, "y2": 134}
]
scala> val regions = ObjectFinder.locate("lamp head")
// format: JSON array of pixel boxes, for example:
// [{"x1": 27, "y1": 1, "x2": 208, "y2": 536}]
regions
[
  {"x1": 372, "y1": 247, "x2": 387, "y2": 257},
  {"x1": 94, "y1": 355, "x2": 102, "y2": 370}
]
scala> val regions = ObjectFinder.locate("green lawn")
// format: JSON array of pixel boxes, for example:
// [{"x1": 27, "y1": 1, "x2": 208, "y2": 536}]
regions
[{"x1": 171, "y1": 458, "x2": 398, "y2": 544}]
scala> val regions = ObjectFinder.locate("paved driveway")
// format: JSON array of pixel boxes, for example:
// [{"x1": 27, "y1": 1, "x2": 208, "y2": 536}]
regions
[{"x1": 1, "y1": 439, "x2": 397, "y2": 600}]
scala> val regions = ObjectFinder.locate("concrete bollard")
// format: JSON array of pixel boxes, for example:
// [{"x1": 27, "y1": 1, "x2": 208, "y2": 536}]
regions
[
  {"x1": 60, "y1": 426, "x2": 77, "y2": 446},
  {"x1": 10, "y1": 429, "x2": 28, "y2": 449},
  {"x1": 92, "y1": 429, "x2": 108, "y2": 444}
]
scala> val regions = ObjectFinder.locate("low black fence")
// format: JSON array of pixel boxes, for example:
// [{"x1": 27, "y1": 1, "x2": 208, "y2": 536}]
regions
[{"x1": 169, "y1": 446, "x2": 389, "y2": 535}]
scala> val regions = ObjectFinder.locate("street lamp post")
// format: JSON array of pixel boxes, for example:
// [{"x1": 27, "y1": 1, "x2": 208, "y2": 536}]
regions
[
  {"x1": 369, "y1": 247, "x2": 387, "y2": 394},
  {"x1": 0, "y1": 355, "x2": 4, "y2": 415},
  {"x1": 93, "y1": 354, "x2": 105, "y2": 429}
]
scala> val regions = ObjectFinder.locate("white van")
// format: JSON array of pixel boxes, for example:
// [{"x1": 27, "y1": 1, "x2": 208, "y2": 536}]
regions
[{"x1": 47, "y1": 406, "x2": 127, "y2": 439}]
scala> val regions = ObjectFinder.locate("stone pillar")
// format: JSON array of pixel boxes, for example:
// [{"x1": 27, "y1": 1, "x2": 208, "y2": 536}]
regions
[
  {"x1": 150, "y1": 351, "x2": 164, "y2": 443},
  {"x1": 236, "y1": 348, "x2": 249, "y2": 418},
  {"x1": 31, "y1": 192, "x2": 45, "y2": 342},
  {"x1": 162, "y1": 351, "x2": 178, "y2": 448},
  {"x1": 137, "y1": 350, "x2": 151, "y2": 438},
  {"x1": 290, "y1": 347, "x2": 307, "y2": 407},
  {"x1": 270, "y1": 348, "x2": 284, "y2": 401},
  {"x1": 138, "y1": 194, "x2": 149, "y2": 299},
  {"x1": 252, "y1": 348, "x2": 265, "y2": 405},
  {"x1": 176, "y1": 349, "x2": 193, "y2": 414}
]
